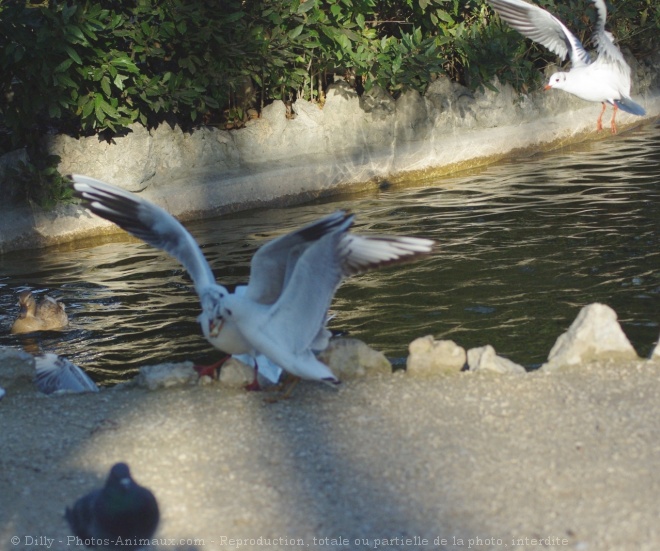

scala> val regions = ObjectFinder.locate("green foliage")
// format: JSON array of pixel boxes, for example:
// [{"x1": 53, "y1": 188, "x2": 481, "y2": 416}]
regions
[
  {"x1": 0, "y1": 1, "x2": 256, "y2": 148},
  {"x1": 7, "y1": 154, "x2": 73, "y2": 209},
  {"x1": 0, "y1": 0, "x2": 656, "y2": 205},
  {"x1": 1, "y1": 0, "x2": 655, "y2": 147}
]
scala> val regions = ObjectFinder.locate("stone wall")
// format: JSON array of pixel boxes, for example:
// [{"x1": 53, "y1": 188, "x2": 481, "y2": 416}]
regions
[{"x1": 1, "y1": 53, "x2": 659, "y2": 253}]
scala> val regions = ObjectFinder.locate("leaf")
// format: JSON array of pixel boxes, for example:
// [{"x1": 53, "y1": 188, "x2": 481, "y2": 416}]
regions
[
  {"x1": 81, "y1": 97, "x2": 95, "y2": 118},
  {"x1": 54, "y1": 58, "x2": 74, "y2": 74},
  {"x1": 297, "y1": 0, "x2": 317, "y2": 14},
  {"x1": 340, "y1": 28, "x2": 360, "y2": 42},
  {"x1": 54, "y1": 73, "x2": 78, "y2": 88},
  {"x1": 48, "y1": 104, "x2": 61, "y2": 119},
  {"x1": 101, "y1": 76, "x2": 112, "y2": 97},
  {"x1": 111, "y1": 56, "x2": 140, "y2": 74},
  {"x1": 62, "y1": 4, "x2": 78, "y2": 23},
  {"x1": 65, "y1": 24, "x2": 86, "y2": 43},
  {"x1": 64, "y1": 45, "x2": 82, "y2": 65},
  {"x1": 289, "y1": 24, "x2": 305, "y2": 39},
  {"x1": 114, "y1": 74, "x2": 128, "y2": 91},
  {"x1": 94, "y1": 94, "x2": 118, "y2": 122},
  {"x1": 80, "y1": 24, "x2": 98, "y2": 41},
  {"x1": 94, "y1": 98, "x2": 106, "y2": 123},
  {"x1": 435, "y1": 10, "x2": 455, "y2": 24},
  {"x1": 225, "y1": 11, "x2": 245, "y2": 23}
]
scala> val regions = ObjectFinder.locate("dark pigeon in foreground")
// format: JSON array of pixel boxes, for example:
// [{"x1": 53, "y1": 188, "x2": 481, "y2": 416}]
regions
[
  {"x1": 66, "y1": 463, "x2": 159, "y2": 550},
  {"x1": 35, "y1": 354, "x2": 99, "y2": 395}
]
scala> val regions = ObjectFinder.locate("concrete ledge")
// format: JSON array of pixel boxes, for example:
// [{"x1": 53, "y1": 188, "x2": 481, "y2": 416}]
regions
[{"x1": 1, "y1": 81, "x2": 658, "y2": 254}]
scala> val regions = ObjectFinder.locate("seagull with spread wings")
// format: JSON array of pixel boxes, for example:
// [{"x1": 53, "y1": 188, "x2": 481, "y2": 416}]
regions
[
  {"x1": 488, "y1": 0, "x2": 645, "y2": 133},
  {"x1": 72, "y1": 175, "x2": 434, "y2": 388}
]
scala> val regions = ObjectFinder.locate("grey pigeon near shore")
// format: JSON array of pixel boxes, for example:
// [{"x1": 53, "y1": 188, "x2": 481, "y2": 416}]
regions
[
  {"x1": 34, "y1": 354, "x2": 99, "y2": 395},
  {"x1": 66, "y1": 463, "x2": 159, "y2": 549}
]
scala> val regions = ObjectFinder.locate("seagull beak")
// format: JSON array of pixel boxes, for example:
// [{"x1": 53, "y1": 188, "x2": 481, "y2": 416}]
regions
[
  {"x1": 544, "y1": 84, "x2": 552, "y2": 91},
  {"x1": 210, "y1": 318, "x2": 224, "y2": 337}
]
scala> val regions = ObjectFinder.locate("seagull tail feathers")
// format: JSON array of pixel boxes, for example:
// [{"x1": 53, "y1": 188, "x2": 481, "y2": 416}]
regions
[
  {"x1": 614, "y1": 98, "x2": 646, "y2": 116},
  {"x1": 321, "y1": 376, "x2": 341, "y2": 387}
]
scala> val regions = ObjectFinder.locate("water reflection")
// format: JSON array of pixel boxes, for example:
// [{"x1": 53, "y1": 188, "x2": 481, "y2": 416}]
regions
[{"x1": 1, "y1": 123, "x2": 659, "y2": 383}]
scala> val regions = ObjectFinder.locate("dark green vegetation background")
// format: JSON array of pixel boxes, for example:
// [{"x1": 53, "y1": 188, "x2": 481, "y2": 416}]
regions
[{"x1": 0, "y1": 0, "x2": 657, "y2": 204}]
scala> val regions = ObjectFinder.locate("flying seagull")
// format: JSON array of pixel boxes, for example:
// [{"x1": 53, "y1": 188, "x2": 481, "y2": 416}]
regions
[
  {"x1": 488, "y1": 0, "x2": 645, "y2": 133},
  {"x1": 66, "y1": 462, "x2": 159, "y2": 550},
  {"x1": 71, "y1": 175, "x2": 434, "y2": 386}
]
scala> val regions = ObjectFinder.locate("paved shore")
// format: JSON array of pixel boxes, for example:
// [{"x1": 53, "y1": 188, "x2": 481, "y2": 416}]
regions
[{"x1": 2, "y1": 358, "x2": 659, "y2": 551}]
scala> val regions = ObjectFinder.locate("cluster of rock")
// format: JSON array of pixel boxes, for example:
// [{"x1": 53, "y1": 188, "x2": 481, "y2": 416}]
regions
[
  {"x1": 407, "y1": 303, "x2": 641, "y2": 375},
  {"x1": 135, "y1": 338, "x2": 392, "y2": 391},
  {"x1": 0, "y1": 302, "x2": 655, "y2": 399}
]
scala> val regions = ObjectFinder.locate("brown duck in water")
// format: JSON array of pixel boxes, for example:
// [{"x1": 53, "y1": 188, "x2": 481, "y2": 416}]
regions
[{"x1": 10, "y1": 290, "x2": 69, "y2": 334}]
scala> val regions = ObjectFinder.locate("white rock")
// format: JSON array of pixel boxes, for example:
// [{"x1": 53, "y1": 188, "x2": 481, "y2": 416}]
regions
[
  {"x1": 542, "y1": 303, "x2": 638, "y2": 371},
  {"x1": 466, "y1": 345, "x2": 526, "y2": 374},
  {"x1": 136, "y1": 361, "x2": 197, "y2": 390},
  {"x1": 317, "y1": 338, "x2": 391, "y2": 379},
  {"x1": 0, "y1": 347, "x2": 35, "y2": 388},
  {"x1": 406, "y1": 336, "x2": 466, "y2": 375},
  {"x1": 218, "y1": 357, "x2": 259, "y2": 388}
]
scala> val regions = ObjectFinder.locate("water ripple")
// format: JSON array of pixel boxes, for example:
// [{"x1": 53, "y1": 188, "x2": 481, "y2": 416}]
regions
[{"x1": 1, "y1": 123, "x2": 659, "y2": 383}]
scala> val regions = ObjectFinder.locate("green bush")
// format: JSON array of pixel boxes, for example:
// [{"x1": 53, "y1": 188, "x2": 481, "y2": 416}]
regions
[
  {"x1": 0, "y1": 0, "x2": 656, "y2": 205},
  {"x1": 0, "y1": 0, "x2": 531, "y2": 152},
  {"x1": 0, "y1": 1, "x2": 252, "y2": 147}
]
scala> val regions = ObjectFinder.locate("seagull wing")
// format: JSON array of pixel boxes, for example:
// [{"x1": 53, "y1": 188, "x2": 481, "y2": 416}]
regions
[
  {"x1": 34, "y1": 354, "x2": 99, "y2": 394},
  {"x1": 71, "y1": 175, "x2": 216, "y2": 296},
  {"x1": 488, "y1": 0, "x2": 592, "y2": 67},
  {"x1": 340, "y1": 234, "x2": 435, "y2": 277},
  {"x1": 260, "y1": 227, "x2": 348, "y2": 354},
  {"x1": 590, "y1": 0, "x2": 630, "y2": 77},
  {"x1": 245, "y1": 211, "x2": 351, "y2": 304},
  {"x1": 264, "y1": 225, "x2": 435, "y2": 353}
]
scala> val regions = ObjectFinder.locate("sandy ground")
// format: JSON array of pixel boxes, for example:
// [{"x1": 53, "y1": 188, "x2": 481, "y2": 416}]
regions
[{"x1": 1, "y1": 358, "x2": 659, "y2": 551}]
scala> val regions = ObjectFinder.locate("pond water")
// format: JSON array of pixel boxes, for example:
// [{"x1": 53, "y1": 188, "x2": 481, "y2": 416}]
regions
[{"x1": 1, "y1": 122, "x2": 659, "y2": 384}]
